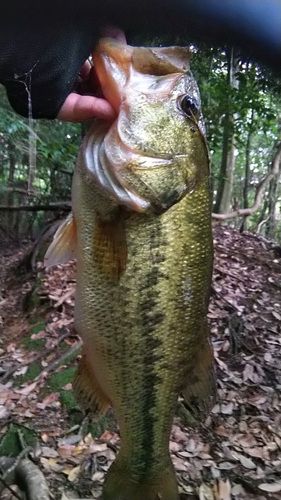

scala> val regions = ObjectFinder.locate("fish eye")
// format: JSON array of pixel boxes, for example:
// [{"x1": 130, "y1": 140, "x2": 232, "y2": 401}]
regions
[{"x1": 179, "y1": 96, "x2": 199, "y2": 118}]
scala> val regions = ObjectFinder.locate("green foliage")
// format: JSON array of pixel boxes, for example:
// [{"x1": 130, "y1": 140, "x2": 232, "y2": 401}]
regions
[
  {"x1": 192, "y1": 46, "x2": 281, "y2": 236},
  {"x1": 21, "y1": 322, "x2": 46, "y2": 350},
  {"x1": 0, "y1": 87, "x2": 80, "y2": 242},
  {"x1": 48, "y1": 367, "x2": 77, "y2": 409},
  {"x1": 0, "y1": 424, "x2": 37, "y2": 456},
  {"x1": 0, "y1": 45, "x2": 280, "y2": 241},
  {"x1": 13, "y1": 362, "x2": 41, "y2": 387},
  {"x1": 87, "y1": 414, "x2": 116, "y2": 438}
]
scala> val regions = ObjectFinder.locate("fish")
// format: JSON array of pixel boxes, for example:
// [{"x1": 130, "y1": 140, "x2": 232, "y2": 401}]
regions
[{"x1": 45, "y1": 38, "x2": 216, "y2": 500}]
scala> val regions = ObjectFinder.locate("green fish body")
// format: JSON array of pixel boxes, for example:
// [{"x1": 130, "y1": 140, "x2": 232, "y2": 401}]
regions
[{"x1": 45, "y1": 39, "x2": 215, "y2": 500}]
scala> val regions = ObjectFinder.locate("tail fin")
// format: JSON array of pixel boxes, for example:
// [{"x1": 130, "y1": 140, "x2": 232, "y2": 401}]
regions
[{"x1": 102, "y1": 457, "x2": 179, "y2": 500}]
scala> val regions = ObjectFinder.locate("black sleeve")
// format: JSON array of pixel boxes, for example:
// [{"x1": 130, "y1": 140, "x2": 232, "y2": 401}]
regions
[
  {"x1": 0, "y1": 4, "x2": 98, "y2": 119},
  {"x1": 0, "y1": 1, "x2": 280, "y2": 119}
]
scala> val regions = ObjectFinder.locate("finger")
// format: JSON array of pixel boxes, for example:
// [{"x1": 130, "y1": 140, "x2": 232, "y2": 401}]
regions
[
  {"x1": 80, "y1": 60, "x2": 92, "y2": 80},
  {"x1": 101, "y1": 25, "x2": 127, "y2": 44},
  {"x1": 57, "y1": 93, "x2": 116, "y2": 122}
]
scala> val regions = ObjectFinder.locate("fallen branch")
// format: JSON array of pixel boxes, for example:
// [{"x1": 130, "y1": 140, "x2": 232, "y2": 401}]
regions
[
  {"x1": 257, "y1": 215, "x2": 270, "y2": 234},
  {"x1": 50, "y1": 287, "x2": 75, "y2": 308},
  {"x1": 0, "y1": 202, "x2": 71, "y2": 212},
  {"x1": 4, "y1": 186, "x2": 35, "y2": 196},
  {"x1": 212, "y1": 142, "x2": 281, "y2": 220},
  {"x1": 35, "y1": 339, "x2": 83, "y2": 381}
]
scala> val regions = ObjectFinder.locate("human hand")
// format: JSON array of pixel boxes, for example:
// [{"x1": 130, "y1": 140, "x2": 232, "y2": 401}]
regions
[
  {"x1": 57, "y1": 27, "x2": 126, "y2": 122},
  {"x1": 57, "y1": 60, "x2": 116, "y2": 122}
]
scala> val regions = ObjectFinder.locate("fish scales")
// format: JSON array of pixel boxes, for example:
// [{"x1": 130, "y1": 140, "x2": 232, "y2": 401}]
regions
[
  {"x1": 45, "y1": 38, "x2": 215, "y2": 500},
  {"x1": 74, "y1": 176, "x2": 212, "y2": 448}
]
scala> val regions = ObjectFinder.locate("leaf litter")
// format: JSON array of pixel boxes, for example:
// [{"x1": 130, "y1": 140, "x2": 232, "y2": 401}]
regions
[{"x1": 0, "y1": 225, "x2": 281, "y2": 499}]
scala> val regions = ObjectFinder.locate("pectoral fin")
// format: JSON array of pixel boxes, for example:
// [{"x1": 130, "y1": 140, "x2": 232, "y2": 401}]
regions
[
  {"x1": 93, "y1": 213, "x2": 127, "y2": 280},
  {"x1": 73, "y1": 351, "x2": 111, "y2": 418},
  {"x1": 44, "y1": 213, "x2": 77, "y2": 267}
]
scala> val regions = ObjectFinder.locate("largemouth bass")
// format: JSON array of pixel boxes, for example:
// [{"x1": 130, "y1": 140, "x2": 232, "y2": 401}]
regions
[{"x1": 45, "y1": 38, "x2": 215, "y2": 500}]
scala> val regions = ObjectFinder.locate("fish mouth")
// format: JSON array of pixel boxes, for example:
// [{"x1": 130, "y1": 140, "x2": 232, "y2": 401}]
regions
[
  {"x1": 85, "y1": 39, "x2": 197, "y2": 213},
  {"x1": 93, "y1": 38, "x2": 192, "y2": 113}
]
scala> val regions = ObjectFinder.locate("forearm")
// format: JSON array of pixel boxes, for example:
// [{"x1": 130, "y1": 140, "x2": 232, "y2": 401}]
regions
[
  {"x1": 0, "y1": 1, "x2": 280, "y2": 120},
  {"x1": 0, "y1": 5, "x2": 97, "y2": 118}
]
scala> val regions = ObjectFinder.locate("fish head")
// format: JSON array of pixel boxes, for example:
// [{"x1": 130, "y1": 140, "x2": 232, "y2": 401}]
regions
[{"x1": 91, "y1": 38, "x2": 210, "y2": 213}]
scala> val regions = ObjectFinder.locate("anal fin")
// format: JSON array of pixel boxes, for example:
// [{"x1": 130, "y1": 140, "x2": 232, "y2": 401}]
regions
[
  {"x1": 179, "y1": 329, "x2": 216, "y2": 424},
  {"x1": 44, "y1": 213, "x2": 77, "y2": 267},
  {"x1": 73, "y1": 350, "x2": 111, "y2": 418}
]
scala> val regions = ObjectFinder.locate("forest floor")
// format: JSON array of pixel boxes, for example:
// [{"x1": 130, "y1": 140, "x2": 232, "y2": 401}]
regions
[{"x1": 0, "y1": 225, "x2": 281, "y2": 500}]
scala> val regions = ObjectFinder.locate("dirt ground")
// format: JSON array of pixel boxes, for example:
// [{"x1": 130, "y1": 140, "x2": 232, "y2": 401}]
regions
[{"x1": 0, "y1": 224, "x2": 281, "y2": 500}]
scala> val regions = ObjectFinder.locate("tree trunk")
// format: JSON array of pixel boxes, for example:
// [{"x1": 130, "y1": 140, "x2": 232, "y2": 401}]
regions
[
  {"x1": 265, "y1": 175, "x2": 278, "y2": 239},
  {"x1": 214, "y1": 47, "x2": 239, "y2": 214},
  {"x1": 0, "y1": 137, "x2": 4, "y2": 178},
  {"x1": 240, "y1": 109, "x2": 255, "y2": 232},
  {"x1": 7, "y1": 141, "x2": 16, "y2": 232}
]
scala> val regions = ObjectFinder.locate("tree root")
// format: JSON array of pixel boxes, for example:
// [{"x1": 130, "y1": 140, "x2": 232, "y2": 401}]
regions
[
  {"x1": 16, "y1": 458, "x2": 50, "y2": 500},
  {"x1": 0, "y1": 455, "x2": 50, "y2": 500}
]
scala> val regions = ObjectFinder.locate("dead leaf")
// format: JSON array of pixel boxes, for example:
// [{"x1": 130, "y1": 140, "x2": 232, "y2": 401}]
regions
[
  {"x1": 220, "y1": 402, "x2": 234, "y2": 415},
  {"x1": 57, "y1": 444, "x2": 76, "y2": 458},
  {"x1": 258, "y1": 483, "x2": 281, "y2": 493},
  {"x1": 214, "y1": 479, "x2": 232, "y2": 500},
  {"x1": 14, "y1": 381, "x2": 37, "y2": 395},
  {"x1": 0, "y1": 406, "x2": 9, "y2": 419},
  {"x1": 7, "y1": 343, "x2": 17, "y2": 353},
  {"x1": 42, "y1": 392, "x2": 59, "y2": 405},
  {"x1": 215, "y1": 426, "x2": 232, "y2": 437},
  {"x1": 272, "y1": 311, "x2": 281, "y2": 321},
  {"x1": 67, "y1": 465, "x2": 81, "y2": 482},
  {"x1": 31, "y1": 330, "x2": 46, "y2": 340},
  {"x1": 88, "y1": 442, "x2": 108, "y2": 454},
  {"x1": 233, "y1": 452, "x2": 256, "y2": 469},
  {"x1": 41, "y1": 446, "x2": 59, "y2": 458},
  {"x1": 62, "y1": 383, "x2": 72, "y2": 390},
  {"x1": 244, "y1": 447, "x2": 265, "y2": 459},
  {"x1": 91, "y1": 471, "x2": 104, "y2": 482},
  {"x1": 14, "y1": 366, "x2": 28, "y2": 377},
  {"x1": 172, "y1": 455, "x2": 188, "y2": 472},
  {"x1": 199, "y1": 483, "x2": 214, "y2": 500},
  {"x1": 169, "y1": 441, "x2": 181, "y2": 452},
  {"x1": 41, "y1": 433, "x2": 49, "y2": 443},
  {"x1": 217, "y1": 462, "x2": 237, "y2": 470}
]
